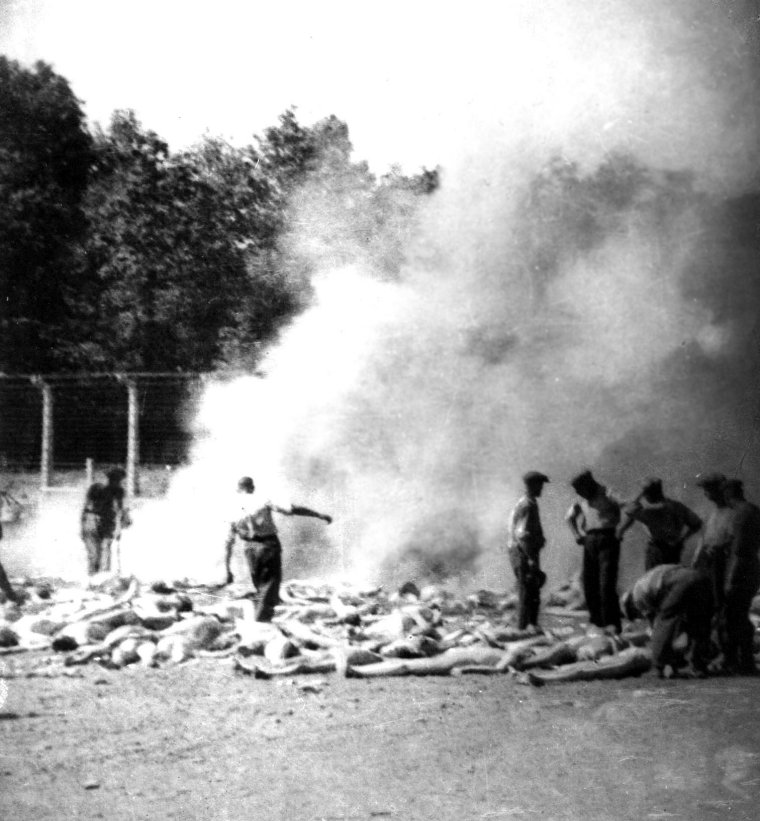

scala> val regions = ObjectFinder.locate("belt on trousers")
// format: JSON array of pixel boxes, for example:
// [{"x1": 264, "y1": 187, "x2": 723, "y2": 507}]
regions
[
  {"x1": 585, "y1": 528, "x2": 616, "y2": 536},
  {"x1": 240, "y1": 534, "x2": 279, "y2": 543}
]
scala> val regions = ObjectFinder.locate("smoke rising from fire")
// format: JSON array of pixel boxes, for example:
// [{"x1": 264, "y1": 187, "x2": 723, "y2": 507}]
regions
[
  {"x1": 122, "y1": 1, "x2": 760, "y2": 590},
  {"x1": 13, "y1": 2, "x2": 758, "y2": 588}
]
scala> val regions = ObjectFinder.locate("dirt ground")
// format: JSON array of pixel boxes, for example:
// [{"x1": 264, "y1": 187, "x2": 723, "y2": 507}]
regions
[{"x1": 1, "y1": 652, "x2": 759, "y2": 821}]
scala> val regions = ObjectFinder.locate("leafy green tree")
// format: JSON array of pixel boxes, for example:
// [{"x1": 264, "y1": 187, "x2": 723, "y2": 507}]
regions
[
  {"x1": 75, "y1": 111, "x2": 251, "y2": 371},
  {"x1": 0, "y1": 58, "x2": 93, "y2": 371}
]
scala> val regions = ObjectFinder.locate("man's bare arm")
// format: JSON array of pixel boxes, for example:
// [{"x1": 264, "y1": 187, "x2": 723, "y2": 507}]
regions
[
  {"x1": 277, "y1": 505, "x2": 332, "y2": 524},
  {"x1": 566, "y1": 503, "x2": 585, "y2": 544},
  {"x1": 224, "y1": 526, "x2": 236, "y2": 583}
]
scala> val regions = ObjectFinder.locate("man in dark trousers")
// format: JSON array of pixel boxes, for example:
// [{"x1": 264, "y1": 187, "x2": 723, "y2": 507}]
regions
[
  {"x1": 80, "y1": 467, "x2": 130, "y2": 575},
  {"x1": 224, "y1": 476, "x2": 332, "y2": 621},
  {"x1": 566, "y1": 470, "x2": 622, "y2": 633},
  {"x1": 618, "y1": 477, "x2": 702, "y2": 569},
  {"x1": 721, "y1": 479, "x2": 760, "y2": 675},
  {"x1": 621, "y1": 563, "x2": 714, "y2": 677},
  {"x1": 507, "y1": 471, "x2": 549, "y2": 631}
]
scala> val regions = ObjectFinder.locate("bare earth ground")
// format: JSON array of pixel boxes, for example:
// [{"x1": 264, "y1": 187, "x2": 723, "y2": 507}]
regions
[
  {"x1": 1, "y1": 654, "x2": 760, "y2": 821},
  {"x1": 2, "y1": 473, "x2": 759, "y2": 819}
]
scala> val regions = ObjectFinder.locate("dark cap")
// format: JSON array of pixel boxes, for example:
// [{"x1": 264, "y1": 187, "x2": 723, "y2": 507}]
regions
[
  {"x1": 570, "y1": 470, "x2": 599, "y2": 494},
  {"x1": 238, "y1": 476, "x2": 255, "y2": 492},
  {"x1": 641, "y1": 477, "x2": 663, "y2": 493},
  {"x1": 105, "y1": 466, "x2": 126, "y2": 482},
  {"x1": 695, "y1": 472, "x2": 726, "y2": 490},
  {"x1": 523, "y1": 471, "x2": 550, "y2": 485}
]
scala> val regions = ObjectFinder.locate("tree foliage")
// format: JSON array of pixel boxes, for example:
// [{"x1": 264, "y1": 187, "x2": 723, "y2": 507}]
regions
[
  {"x1": 0, "y1": 58, "x2": 93, "y2": 371},
  {"x1": 0, "y1": 58, "x2": 438, "y2": 375}
]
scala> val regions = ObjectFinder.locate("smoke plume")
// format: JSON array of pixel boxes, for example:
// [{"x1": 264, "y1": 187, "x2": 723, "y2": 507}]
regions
[{"x1": 18, "y1": 1, "x2": 760, "y2": 590}]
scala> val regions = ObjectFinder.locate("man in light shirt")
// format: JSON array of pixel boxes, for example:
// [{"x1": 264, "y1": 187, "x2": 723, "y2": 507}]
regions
[
  {"x1": 566, "y1": 469, "x2": 623, "y2": 633},
  {"x1": 507, "y1": 471, "x2": 550, "y2": 631},
  {"x1": 224, "y1": 476, "x2": 332, "y2": 621}
]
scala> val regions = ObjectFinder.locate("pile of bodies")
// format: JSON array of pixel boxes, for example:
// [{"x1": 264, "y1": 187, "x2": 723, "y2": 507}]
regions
[{"x1": 1, "y1": 576, "x2": 758, "y2": 686}]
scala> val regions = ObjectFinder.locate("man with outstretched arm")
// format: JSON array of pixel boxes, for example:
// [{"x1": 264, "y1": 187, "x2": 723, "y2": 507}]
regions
[
  {"x1": 224, "y1": 476, "x2": 332, "y2": 621},
  {"x1": 618, "y1": 477, "x2": 702, "y2": 570},
  {"x1": 507, "y1": 471, "x2": 549, "y2": 631},
  {"x1": 566, "y1": 470, "x2": 623, "y2": 633}
]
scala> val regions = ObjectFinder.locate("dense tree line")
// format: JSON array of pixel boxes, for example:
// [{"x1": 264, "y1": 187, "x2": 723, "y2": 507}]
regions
[{"x1": 0, "y1": 58, "x2": 439, "y2": 375}]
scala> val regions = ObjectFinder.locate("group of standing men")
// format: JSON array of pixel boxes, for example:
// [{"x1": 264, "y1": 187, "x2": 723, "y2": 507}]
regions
[{"x1": 508, "y1": 469, "x2": 760, "y2": 677}]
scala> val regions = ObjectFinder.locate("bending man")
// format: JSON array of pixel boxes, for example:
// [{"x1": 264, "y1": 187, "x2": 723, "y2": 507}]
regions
[
  {"x1": 622, "y1": 563, "x2": 714, "y2": 678},
  {"x1": 224, "y1": 476, "x2": 332, "y2": 622}
]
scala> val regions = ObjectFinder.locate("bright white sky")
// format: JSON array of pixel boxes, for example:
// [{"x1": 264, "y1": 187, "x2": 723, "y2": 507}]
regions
[{"x1": 0, "y1": 0, "x2": 756, "y2": 183}]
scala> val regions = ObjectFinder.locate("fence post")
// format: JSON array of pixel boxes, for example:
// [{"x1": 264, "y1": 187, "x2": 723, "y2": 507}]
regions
[
  {"x1": 31, "y1": 378, "x2": 54, "y2": 490},
  {"x1": 125, "y1": 378, "x2": 139, "y2": 499},
  {"x1": 85, "y1": 457, "x2": 94, "y2": 488}
]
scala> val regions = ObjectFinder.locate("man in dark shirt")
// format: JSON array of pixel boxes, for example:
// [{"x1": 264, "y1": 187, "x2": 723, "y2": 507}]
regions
[
  {"x1": 81, "y1": 467, "x2": 129, "y2": 575},
  {"x1": 722, "y1": 479, "x2": 760, "y2": 675},
  {"x1": 507, "y1": 471, "x2": 549, "y2": 630},
  {"x1": 567, "y1": 470, "x2": 622, "y2": 632},
  {"x1": 618, "y1": 477, "x2": 702, "y2": 569}
]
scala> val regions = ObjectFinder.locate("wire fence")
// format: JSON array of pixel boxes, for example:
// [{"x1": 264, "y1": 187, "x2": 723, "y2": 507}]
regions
[{"x1": 0, "y1": 373, "x2": 209, "y2": 478}]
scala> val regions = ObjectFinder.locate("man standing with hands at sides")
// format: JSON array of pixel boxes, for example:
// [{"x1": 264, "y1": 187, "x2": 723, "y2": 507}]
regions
[
  {"x1": 507, "y1": 471, "x2": 550, "y2": 631},
  {"x1": 566, "y1": 470, "x2": 623, "y2": 633},
  {"x1": 618, "y1": 477, "x2": 702, "y2": 570},
  {"x1": 721, "y1": 479, "x2": 760, "y2": 675},
  {"x1": 224, "y1": 476, "x2": 332, "y2": 622},
  {"x1": 691, "y1": 472, "x2": 734, "y2": 617}
]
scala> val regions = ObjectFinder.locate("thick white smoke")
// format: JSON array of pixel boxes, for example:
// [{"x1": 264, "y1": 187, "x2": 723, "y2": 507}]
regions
[
  {"x1": 122, "y1": 1, "x2": 760, "y2": 590},
  {"x1": 8, "y1": 1, "x2": 760, "y2": 589}
]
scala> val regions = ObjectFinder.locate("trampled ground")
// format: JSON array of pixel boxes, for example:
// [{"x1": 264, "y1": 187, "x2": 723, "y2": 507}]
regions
[{"x1": 1, "y1": 655, "x2": 759, "y2": 821}]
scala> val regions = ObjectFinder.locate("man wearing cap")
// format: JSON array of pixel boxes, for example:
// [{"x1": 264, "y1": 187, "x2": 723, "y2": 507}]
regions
[
  {"x1": 566, "y1": 470, "x2": 623, "y2": 632},
  {"x1": 618, "y1": 478, "x2": 702, "y2": 570},
  {"x1": 621, "y1": 563, "x2": 714, "y2": 677},
  {"x1": 721, "y1": 479, "x2": 760, "y2": 674},
  {"x1": 80, "y1": 467, "x2": 131, "y2": 575},
  {"x1": 507, "y1": 471, "x2": 549, "y2": 630},
  {"x1": 224, "y1": 476, "x2": 332, "y2": 621}
]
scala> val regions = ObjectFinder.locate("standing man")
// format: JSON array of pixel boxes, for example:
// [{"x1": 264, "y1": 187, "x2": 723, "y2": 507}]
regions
[
  {"x1": 80, "y1": 467, "x2": 131, "y2": 575},
  {"x1": 721, "y1": 479, "x2": 760, "y2": 675},
  {"x1": 224, "y1": 476, "x2": 332, "y2": 622},
  {"x1": 691, "y1": 472, "x2": 733, "y2": 622},
  {"x1": 507, "y1": 471, "x2": 549, "y2": 631},
  {"x1": 621, "y1": 563, "x2": 714, "y2": 678},
  {"x1": 618, "y1": 477, "x2": 702, "y2": 569},
  {"x1": 566, "y1": 470, "x2": 623, "y2": 633}
]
